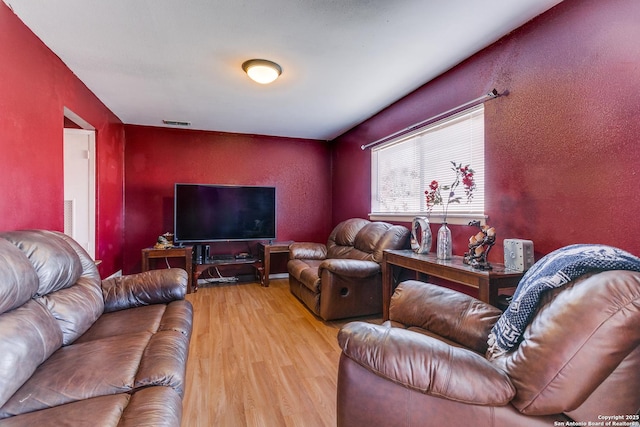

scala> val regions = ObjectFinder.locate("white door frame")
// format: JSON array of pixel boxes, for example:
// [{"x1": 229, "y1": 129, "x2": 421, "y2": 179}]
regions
[{"x1": 63, "y1": 108, "x2": 96, "y2": 259}]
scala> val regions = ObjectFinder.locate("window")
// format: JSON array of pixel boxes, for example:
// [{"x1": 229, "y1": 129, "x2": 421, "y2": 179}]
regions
[{"x1": 370, "y1": 105, "x2": 485, "y2": 224}]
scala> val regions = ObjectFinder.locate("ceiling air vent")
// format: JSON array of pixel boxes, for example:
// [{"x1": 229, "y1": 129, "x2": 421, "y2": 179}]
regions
[{"x1": 162, "y1": 120, "x2": 191, "y2": 126}]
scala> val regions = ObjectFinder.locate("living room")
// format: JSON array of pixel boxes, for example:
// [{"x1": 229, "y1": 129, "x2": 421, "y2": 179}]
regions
[
  {"x1": 2, "y1": 0, "x2": 638, "y2": 278},
  {"x1": 1, "y1": 0, "x2": 639, "y2": 425}
]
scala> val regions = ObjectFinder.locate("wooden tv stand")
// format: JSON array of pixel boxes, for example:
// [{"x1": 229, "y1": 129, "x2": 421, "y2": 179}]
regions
[
  {"x1": 191, "y1": 241, "x2": 293, "y2": 290},
  {"x1": 192, "y1": 256, "x2": 260, "y2": 291}
]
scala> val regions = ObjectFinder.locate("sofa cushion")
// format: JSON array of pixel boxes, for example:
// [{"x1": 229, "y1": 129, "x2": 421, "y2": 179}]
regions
[
  {"x1": 0, "y1": 332, "x2": 152, "y2": 417},
  {"x1": 326, "y1": 220, "x2": 408, "y2": 263},
  {"x1": 159, "y1": 300, "x2": 194, "y2": 338},
  {"x1": 0, "y1": 393, "x2": 130, "y2": 427},
  {"x1": 135, "y1": 330, "x2": 191, "y2": 397},
  {"x1": 332, "y1": 218, "x2": 368, "y2": 247},
  {"x1": 369, "y1": 223, "x2": 412, "y2": 263},
  {"x1": 117, "y1": 387, "x2": 183, "y2": 427},
  {"x1": 75, "y1": 304, "x2": 166, "y2": 343},
  {"x1": 0, "y1": 300, "x2": 63, "y2": 410},
  {"x1": 0, "y1": 387, "x2": 183, "y2": 427},
  {"x1": 37, "y1": 277, "x2": 105, "y2": 345},
  {"x1": 288, "y1": 242, "x2": 327, "y2": 260},
  {"x1": 354, "y1": 222, "x2": 390, "y2": 260},
  {"x1": 102, "y1": 269, "x2": 187, "y2": 313},
  {"x1": 327, "y1": 218, "x2": 368, "y2": 259},
  {"x1": 502, "y1": 270, "x2": 640, "y2": 416},
  {"x1": 52, "y1": 230, "x2": 101, "y2": 284},
  {"x1": 0, "y1": 230, "x2": 83, "y2": 296},
  {"x1": 338, "y1": 321, "x2": 515, "y2": 405},
  {"x1": 76, "y1": 301, "x2": 193, "y2": 344},
  {"x1": 390, "y1": 280, "x2": 502, "y2": 354},
  {"x1": 288, "y1": 259, "x2": 323, "y2": 293},
  {"x1": 0, "y1": 239, "x2": 38, "y2": 314},
  {"x1": 0, "y1": 230, "x2": 104, "y2": 344}
]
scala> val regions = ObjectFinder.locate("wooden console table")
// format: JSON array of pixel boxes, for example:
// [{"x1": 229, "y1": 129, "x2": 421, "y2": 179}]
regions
[
  {"x1": 257, "y1": 241, "x2": 293, "y2": 287},
  {"x1": 382, "y1": 249, "x2": 523, "y2": 320},
  {"x1": 141, "y1": 246, "x2": 194, "y2": 293}
]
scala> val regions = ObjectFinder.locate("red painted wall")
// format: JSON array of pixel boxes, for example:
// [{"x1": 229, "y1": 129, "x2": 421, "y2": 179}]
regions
[
  {"x1": 6, "y1": 0, "x2": 639, "y2": 280},
  {"x1": 331, "y1": 0, "x2": 640, "y2": 261},
  {"x1": 0, "y1": 3, "x2": 125, "y2": 277},
  {"x1": 123, "y1": 125, "x2": 331, "y2": 274}
]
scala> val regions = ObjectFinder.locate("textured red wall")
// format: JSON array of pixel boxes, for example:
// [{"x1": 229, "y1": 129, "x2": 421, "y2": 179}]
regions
[
  {"x1": 0, "y1": 3, "x2": 125, "y2": 277},
  {"x1": 331, "y1": 0, "x2": 640, "y2": 261},
  {"x1": 123, "y1": 125, "x2": 331, "y2": 274},
  {"x1": 6, "y1": 0, "x2": 639, "y2": 279}
]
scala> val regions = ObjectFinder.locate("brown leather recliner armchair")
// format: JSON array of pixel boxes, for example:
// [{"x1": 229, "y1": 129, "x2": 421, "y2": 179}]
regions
[
  {"x1": 337, "y1": 272, "x2": 640, "y2": 426},
  {"x1": 288, "y1": 218, "x2": 410, "y2": 321}
]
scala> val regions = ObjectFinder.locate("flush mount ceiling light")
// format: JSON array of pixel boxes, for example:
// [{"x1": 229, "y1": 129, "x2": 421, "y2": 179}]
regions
[{"x1": 242, "y1": 59, "x2": 282, "y2": 84}]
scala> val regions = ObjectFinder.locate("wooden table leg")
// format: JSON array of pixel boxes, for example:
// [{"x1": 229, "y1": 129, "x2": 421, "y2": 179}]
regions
[
  {"x1": 262, "y1": 245, "x2": 271, "y2": 287},
  {"x1": 382, "y1": 259, "x2": 393, "y2": 321},
  {"x1": 185, "y1": 253, "x2": 194, "y2": 293}
]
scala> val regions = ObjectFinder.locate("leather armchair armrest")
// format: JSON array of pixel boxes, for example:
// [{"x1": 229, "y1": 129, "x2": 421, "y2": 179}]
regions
[
  {"x1": 319, "y1": 259, "x2": 380, "y2": 278},
  {"x1": 390, "y1": 280, "x2": 502, "y2": 354},
  {"x1": 338, "y1": 321, "x2": 515, "y2": 405},
  {"x1": 101, "y1": 268, "x2": 188, "y2": 313},
  {"x1": 289, "y1": 242, "x2": 327, "y2": 260}
]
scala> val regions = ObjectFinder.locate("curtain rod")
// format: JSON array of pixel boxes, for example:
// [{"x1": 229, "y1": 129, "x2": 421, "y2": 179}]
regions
[{"x1": 360, "y1": 88, "x2": 501, "y2": 150}]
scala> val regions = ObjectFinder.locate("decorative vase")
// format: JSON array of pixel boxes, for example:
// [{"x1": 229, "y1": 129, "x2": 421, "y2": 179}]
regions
[
  {"x1": 436, "y1": 222, "x2": 452, "y2": 260},
  {"x1": 410, "y1": 217, "x2": 432, "y2": 254}
]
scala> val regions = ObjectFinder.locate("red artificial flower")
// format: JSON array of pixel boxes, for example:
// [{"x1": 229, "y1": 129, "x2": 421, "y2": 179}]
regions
[{"x1": 424, "y1": 161, "x2": 476, "y2": 221}]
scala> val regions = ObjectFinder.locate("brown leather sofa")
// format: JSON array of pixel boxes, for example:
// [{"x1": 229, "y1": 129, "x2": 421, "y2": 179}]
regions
[
  {"x1": 336, "y1": 274, "x2": 640, "y2": 426},
  {"x1": 0, "y1": 230, "x2": 193, "y2": 426},
  {"x1": 288, "y1": 218, "x2": 409, "y2": 321}
]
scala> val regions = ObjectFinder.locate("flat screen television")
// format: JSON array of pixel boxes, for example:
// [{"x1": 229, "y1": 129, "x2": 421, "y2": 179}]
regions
[{"x1": 174, "y1": 183, "x2": 276, "y2": 243}]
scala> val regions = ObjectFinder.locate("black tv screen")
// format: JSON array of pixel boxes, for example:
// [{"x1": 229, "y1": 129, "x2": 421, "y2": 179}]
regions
[{"x1": 174, "y1": 183, "x2": 276, "y2": 243}]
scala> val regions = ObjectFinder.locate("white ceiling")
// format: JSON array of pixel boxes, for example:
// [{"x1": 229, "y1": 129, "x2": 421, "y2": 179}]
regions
[{"x1": 5, "y1": 0, "x2": 562, "y2": 140}]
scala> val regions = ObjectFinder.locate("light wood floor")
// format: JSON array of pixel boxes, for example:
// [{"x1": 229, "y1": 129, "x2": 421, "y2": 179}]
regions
[{"x1": 181, "y1": 278, "x2": 381, "y2": 427}]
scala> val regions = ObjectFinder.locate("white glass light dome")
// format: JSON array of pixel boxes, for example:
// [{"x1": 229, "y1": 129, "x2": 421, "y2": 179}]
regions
[{"x1": 242, "y1": 59, "x2": 282, "y2": 84}]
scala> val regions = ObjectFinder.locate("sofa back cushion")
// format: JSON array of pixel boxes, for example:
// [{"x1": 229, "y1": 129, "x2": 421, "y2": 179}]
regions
[
  {"x1": 0, "y1": 239, "x2": 63, "y2": 408},
  {"x1": 499, "y1": 270, "x2": 640, "y2": 419},
  {"x1": 0, "y1": 230, "x2": 82, "y2": 296},
  {"x1": 327, "y1": 219, "x2": 409, "y2": 263},
  {"x1": 0, "y1": 239, "x2": 39, "y2": 314},
  {"x1": 41, "y1": 231, "x2": 104, "y2": 344},
  {"x1": 0, "y1": 300, "x2": 64, "y2": 410},
  {"x1": 327, "y1": 218, "x2": 369, "y2": 259},
  {"x1": 0, "y1": 230, "x2": 104, "y2": 345},
  {"x1": 361, "y1": 222, "x2": 410, "y2": 263}
]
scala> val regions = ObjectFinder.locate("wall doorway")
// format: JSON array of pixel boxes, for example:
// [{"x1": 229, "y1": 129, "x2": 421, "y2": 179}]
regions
[{"x1": 63, "y1": 109, "x2": 96, "y2": 259}]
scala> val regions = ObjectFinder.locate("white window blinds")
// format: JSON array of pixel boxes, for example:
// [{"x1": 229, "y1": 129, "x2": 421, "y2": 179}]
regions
[{"x1": 371, "y1": 105, "x2": 485, "y2": 223}]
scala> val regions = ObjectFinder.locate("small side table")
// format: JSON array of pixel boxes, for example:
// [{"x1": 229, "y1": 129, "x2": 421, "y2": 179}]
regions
[
  {"x1": 257, "y1": 241, "x2": 293, "y2": 287},
  {"x1": 141, "y1": 246, "x2": 194, "y2": 293}
]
